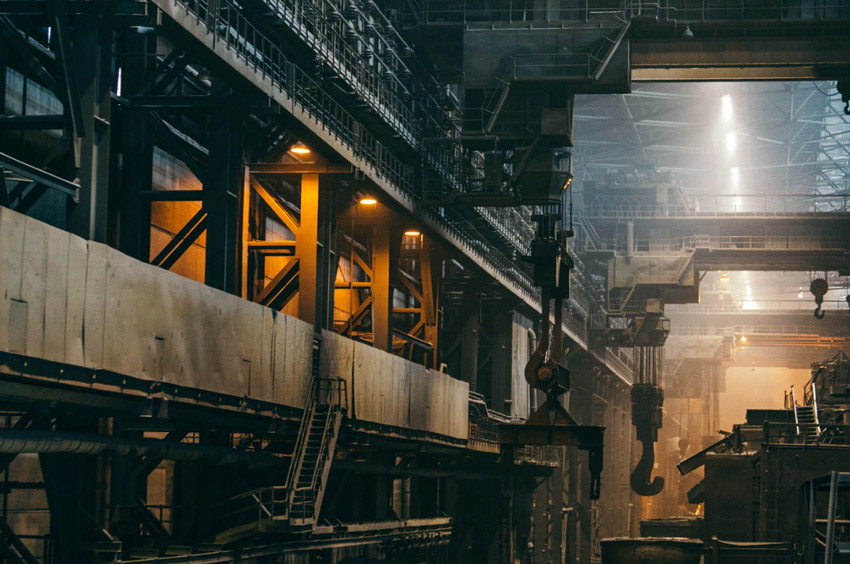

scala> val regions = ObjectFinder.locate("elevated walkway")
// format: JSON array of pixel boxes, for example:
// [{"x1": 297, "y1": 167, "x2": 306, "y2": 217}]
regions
[{"x1": 578, "y1": 233, "x2": 850, "y2": 273}]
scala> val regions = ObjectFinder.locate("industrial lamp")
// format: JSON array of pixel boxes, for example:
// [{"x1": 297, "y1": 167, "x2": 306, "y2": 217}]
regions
[
  {"x1": 721, "y1": 272, "x2": 729, "y2": 281},
  {"x1": 404, "y1": 230, "x2": 421, "y2": 237},
  {"x1": 358, "y1": 196, "x2": 377, "y2": 205},
  {"x1": 290, "y1": 142, "x2": 311, "y2": 155}
]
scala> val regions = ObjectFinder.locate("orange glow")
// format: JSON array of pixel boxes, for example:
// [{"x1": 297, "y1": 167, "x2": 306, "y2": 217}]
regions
[
  {"x1": 290, "y1": 142, "x2": 311, "y2": 155},
  {"x1": 404, "y1": 230, "x2": 421, "y2": 237},
  {"x1": 359, "y1": 197, "x2": 378, "y2": 205}
]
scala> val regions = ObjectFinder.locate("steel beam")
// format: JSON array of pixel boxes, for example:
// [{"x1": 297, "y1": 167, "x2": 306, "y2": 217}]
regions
[
  {"x1": 0, "y1": 114, "x2": 65, "y2": 130},
  {"x1": 66, "y1": 15, "x2": 112, "y2": 242},
  {"x1": 372, "y1": 223, "x2": 399, "y2": 352},
  {"x1": 204, "y1": 106, "x2": 241, "y2": 292},
  {"x1": 0, "y1": 152, "x2": 78, "y2": 198},
  {"x1": 297, "y1": 173, "x2": 320, "y2": 325},
  {"x1": 151, "y1": 208, "x2": 208, "y2": 270},
  {"x1": 631, "y1": 37, "x2": 850, "y2": 82}
]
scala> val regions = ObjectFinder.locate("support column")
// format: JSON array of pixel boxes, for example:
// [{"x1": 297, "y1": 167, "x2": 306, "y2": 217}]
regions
[
  {"x1": 459, "y1": 287, "x2": 480, "y2": 390},
  {"x1": 490, "y1": 309, "x2": 513, "y2": 415},
  {"x1": 371, "y1": 223, "x2": 400, "y2": 352},
  {"x1": 204, "y1": 104, "x2": 241, "y2": 292},
  {"x1": 117, "y1": 34, "x2": 152, "y2": 260},
  {"x1": 420, "y1": 237, "x2": 441, "y2": 369},
  {"x1": 297, "y1": 173, "x2": 319, "y2": 325},
  {"x1": 67, "y1": 17, "x2": 112, "y2": 242}
]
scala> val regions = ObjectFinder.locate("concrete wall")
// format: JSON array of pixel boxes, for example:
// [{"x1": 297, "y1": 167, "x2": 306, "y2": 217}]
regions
[
  {"x1": 321, "y1": 330, "x2": 469, "y2": 439},
  {"x1": 0, "y1": 207, "x2": 468, "y2": 438}
]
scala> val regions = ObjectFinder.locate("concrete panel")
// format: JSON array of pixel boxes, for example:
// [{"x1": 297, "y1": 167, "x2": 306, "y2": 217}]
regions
[
  {"x1": 0, "y1": 207, "x2": 26, "y2": 353},
  {"x1": 21, "y1": 217, "x2": 48, "y2": 358},
  {"x1": 42, "y1": 228, "x2": 69, "y2": 363},
  {"x1": 64, "y1": 236, "x2": 88, "y2": 365},
  {"x1": 352, "y1": 343, "x2": 373, "y2": 422},
  {"x1": 82, "y1": 242, "x2": 108, "y2": 369},
  {"x1": 102, "y1": 248, "x2": 167, "y2": 383},
  {"x1": 283, "y1": 316, "x2": 313, "y2": 407},
  {"x1": 352, "y1": 340, "x2": 374, "y2": 421},
  {"x1": 409, "y1": 366, "x2": 429, "y2": 431},
  {"x1": 256, "y1": 308, "x2": 276, "y2": 401},
  {"x1": 271, "y1": 312, "x2": 287, "y2": 405},
  {"x1": 233, "y1": 299, "x2": 264, "y2": 397},
  {"x1": 319, "y1": 330, "x2": 354, "y2": 410}
]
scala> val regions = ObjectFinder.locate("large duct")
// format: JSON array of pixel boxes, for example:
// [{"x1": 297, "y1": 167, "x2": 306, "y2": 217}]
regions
[{"x1": 0, "y1": 430, "x2": 284, "y2": 467}]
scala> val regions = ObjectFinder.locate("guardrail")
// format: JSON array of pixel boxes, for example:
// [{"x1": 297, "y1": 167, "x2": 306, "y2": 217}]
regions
[
  {"x1": 673, "y1": 325, "x2": 850, "y2": 337},
  {"x1": 580, "y1": 194, "x2": 850, "y2": 219},
  {"x1": 577, "y1": 234, "x2": 849, "y2": 254},
  {"x1": 667, "y1": 300, "x2": 848, "y2": 313},
  {"x1": 407, "y1": 0, "x2": 850, "y2": 25}
]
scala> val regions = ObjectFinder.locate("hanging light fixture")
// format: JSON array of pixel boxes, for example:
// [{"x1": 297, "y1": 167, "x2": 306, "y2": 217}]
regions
[{"x1": 290, "y1": 142, "x2": 311, "y2": 155}]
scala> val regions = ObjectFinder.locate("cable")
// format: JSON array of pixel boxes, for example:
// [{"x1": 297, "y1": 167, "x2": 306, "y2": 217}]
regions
[{"x1": 813, "y1": 81, "x2": 838, "y2": 97}]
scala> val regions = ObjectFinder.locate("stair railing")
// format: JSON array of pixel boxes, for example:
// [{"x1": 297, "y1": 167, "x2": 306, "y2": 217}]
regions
[
  {"x1": 285, "y1": 377, "x2": 318, "y2": 507},
  {"x1": 791, "y1": 384, "x2": 800, "y2": 436},
  {"x1": 809, "y1": 381, "x2": 822, "y2": 436},
  {"x1": 289, "y1": 377, "x2": 347, "y2": 524}
]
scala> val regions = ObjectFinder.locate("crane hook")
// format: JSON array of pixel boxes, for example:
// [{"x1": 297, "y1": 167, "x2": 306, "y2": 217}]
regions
[
  {"x1": 810, "y1": 278, "x2": 829, "y2": 320},
  {"x1": 630, "y1": 439, "x2": 664, "y2": 497}
]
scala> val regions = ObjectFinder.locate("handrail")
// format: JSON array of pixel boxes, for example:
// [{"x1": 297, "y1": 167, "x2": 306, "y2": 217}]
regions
[
  {"x1": 285, "y1": 376, "x2": 318, "y2": 495},
  {"x1": 791, "y1": 385, "x2": 801, "y2": 436},
  {"x1": 811, "y1": 382, "x2": 822, "y2": 435}
]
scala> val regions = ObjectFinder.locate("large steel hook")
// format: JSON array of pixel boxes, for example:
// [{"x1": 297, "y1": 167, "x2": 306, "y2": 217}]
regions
[
  {"x1": 630, "y1": 383, "x2": 664, "y2": 496},
  {"x1": 810, "y1": 278, "x2": 828, "y2": 320},
  {"x1": 630, "y1": 439, "x2": 664, "y2": 497}
]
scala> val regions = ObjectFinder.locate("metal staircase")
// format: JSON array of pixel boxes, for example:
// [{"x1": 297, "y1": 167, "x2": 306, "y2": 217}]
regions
[
  {"x1": 791, "y1": 384, "x2": 821, "y2": 443},
  {"x1": 286, "y1": 377, "x2": 347, "y2": 531},
  {"x1": 212, "y1": 377, "x2": 346, "y2": 544}
]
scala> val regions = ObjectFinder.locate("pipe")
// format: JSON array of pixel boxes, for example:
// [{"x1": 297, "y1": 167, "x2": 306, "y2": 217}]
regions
[{"x1": 0, "y1": 430, "x2": 284, "y2": 467}]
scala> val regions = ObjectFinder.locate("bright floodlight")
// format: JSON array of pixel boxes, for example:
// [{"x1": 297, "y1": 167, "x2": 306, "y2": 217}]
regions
[
  {"x1": 726, "y1": 132, "x2": 737, "y2": 150},
  {"x1": 731, "y1": 167, "x2": 740, "y2": 183}
]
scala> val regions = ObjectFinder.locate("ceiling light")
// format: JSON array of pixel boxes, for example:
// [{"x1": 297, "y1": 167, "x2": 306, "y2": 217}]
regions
[
  {"x1": 404, "y1": 230, "x2": 421, "y2": 237},
  {"x1": 290, "y1": 142, "x2": 311, "y2": 155},
  {"x1": 682, "y1": 25, "x2": 694, "y2": 38},
  {"x1": 740, "y1": 335, "x2": 747, "y2": 343},
  {"x1": 359, "y1": 196, "x2": 377, "y2": 205},
  {"x1": 721, "y1": 272, "x2": 729, "y2": 281}
]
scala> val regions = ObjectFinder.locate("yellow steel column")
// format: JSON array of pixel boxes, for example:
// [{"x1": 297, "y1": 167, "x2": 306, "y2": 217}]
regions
[
  {"x1": 372, "y1": 223, "x2": 397, "y2": 352},
  {"x1": 298, "y1": 173, "x2": 320, "y2": 325}
]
